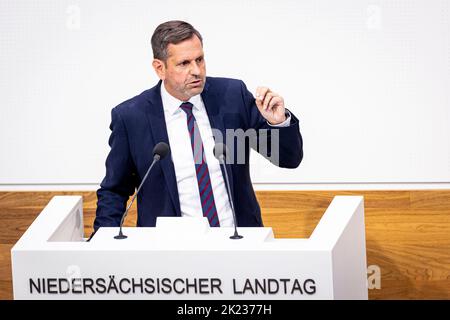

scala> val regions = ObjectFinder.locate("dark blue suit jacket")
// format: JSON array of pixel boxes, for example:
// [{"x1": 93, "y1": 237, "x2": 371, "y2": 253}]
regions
[{"x1": 94, "y1": 77, "x2": 303, "y2": 231}]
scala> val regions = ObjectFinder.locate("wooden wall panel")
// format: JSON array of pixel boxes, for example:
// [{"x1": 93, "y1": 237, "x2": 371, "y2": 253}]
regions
[{"x1": 0, "y1": 190, "x2": 449, "y2": 300}]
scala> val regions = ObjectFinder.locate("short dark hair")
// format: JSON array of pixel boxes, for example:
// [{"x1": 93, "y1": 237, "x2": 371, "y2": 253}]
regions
[{"x1": 151, "y1": 20, "x2": 203, "y2": 61}]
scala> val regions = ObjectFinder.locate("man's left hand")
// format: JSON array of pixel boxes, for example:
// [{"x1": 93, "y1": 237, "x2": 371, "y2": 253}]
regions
[{"x1": 255, "y1": 86, "x2": 286, "y2": 125}]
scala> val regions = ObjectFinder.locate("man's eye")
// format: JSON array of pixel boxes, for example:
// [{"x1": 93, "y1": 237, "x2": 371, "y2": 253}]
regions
[
  {"x1": 196, "y1": 57, "x2": 203, "y2": 63},
  {"x1": 180, "y1": 61, "x2": 189, "y2": 66}
]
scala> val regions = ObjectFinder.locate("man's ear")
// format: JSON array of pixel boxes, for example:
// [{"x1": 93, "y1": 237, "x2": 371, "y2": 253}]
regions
[{"x1": 152, "y1": 59, "x2": 166, "y2": 80}]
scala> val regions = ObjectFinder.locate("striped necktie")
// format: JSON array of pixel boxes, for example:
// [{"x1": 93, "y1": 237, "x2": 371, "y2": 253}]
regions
[{"x1": 180, "y1": 102, "x2": 220, "y2": 227}]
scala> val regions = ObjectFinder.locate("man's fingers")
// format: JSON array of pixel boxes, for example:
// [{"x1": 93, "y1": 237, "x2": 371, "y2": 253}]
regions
[
  {"x1": 268, "y1": 96, "x2": 282, "y2": 110},
  {"x1": 255, "y1": 85, "x2": 285, "y2": 124},
  {"x1": 262, "y1": 92, "x2": 274, "y2": 111},
  {"x1": 255, "y1": 87, "x2": 270, "y2": 103},
  {"x1": 256, "y1": 87, "x2": 283, "y2": 113},
  {"x1": 255, "y1": 87, "x2": 268, "y2": 112},
  {"x1": 264, "y1": 92, "x2": 281, "y2": 111},
  {"x1": 255, "y1": 97, "x2": 265, "y2": 111}
]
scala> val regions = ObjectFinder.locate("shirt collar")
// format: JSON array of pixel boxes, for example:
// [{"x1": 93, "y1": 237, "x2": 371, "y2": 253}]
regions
[{"x1": 160, "y1": 81, "x2": 203, "y2": 116}]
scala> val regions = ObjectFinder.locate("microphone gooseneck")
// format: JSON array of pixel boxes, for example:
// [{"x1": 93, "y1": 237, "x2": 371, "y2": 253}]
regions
[
  {"x1": 213, "y1": 143, "x2": 243, "y2": 240},
  {"x1": 114, "y1": 142, "x2": 170, "y2": 239}
]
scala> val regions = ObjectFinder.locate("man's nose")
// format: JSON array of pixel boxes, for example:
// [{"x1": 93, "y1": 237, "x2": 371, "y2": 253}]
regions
[{"x1": 190, "y1": 61, "x2": 201, "y2": 76}]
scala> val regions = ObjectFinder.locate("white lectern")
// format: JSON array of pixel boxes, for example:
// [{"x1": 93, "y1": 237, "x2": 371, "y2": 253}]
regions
[{"x1": 11, "y1": 195, "x2": 367, "y2": 300}]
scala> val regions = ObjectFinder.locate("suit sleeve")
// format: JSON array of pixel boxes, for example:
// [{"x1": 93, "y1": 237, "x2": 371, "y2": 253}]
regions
[
  {"x1": 240, "y1": 80, "x2": 303, "y2": 168},
  {"x1": 93, "y1": 107, "x2": 138, "y2": 232}
]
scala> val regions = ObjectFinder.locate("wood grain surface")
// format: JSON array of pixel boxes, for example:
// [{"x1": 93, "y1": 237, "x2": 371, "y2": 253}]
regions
[{"x1": 0, "y1": 190, "x2": 449, "y2": 300}]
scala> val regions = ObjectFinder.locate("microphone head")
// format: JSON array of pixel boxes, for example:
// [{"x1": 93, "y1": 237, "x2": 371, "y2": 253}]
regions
[
  {"x1": 213, "y1": 143, "x2": 229, "y2": 161},
  {"x1": 153, "y1": 142, "x2": 170, "y2": 160}
]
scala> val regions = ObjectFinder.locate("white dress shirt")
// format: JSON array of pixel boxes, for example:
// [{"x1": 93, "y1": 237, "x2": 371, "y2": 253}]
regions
[
  {"x1": 160, "y1": 82, "x2": 291, "y2": 227},
  {"x1": 161, "y1": 83, "x2": 235, "y2": 227}
]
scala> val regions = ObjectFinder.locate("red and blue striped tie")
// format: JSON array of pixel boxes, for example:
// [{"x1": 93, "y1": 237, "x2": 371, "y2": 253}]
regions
[{"x1": 180, "y1": 102, "x2": 220, "y2": 227}]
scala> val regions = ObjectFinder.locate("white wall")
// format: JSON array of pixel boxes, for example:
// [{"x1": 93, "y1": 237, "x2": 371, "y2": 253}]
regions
[{"x1": 1, "y1": 0, "x2": 449, "y2": 190}]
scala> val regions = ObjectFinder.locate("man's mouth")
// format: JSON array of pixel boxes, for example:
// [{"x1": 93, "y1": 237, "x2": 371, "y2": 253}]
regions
[{"x1": 188, "y1": 79, "x2": 202, "y2": 86}]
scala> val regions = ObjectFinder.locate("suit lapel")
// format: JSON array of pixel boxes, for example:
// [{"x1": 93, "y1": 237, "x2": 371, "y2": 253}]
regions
[
  {"x1": 143, "y1": 78, "x2": 235, "y2": 218},
  {"x1": 144, "y1": 81, "x2": 181, "y2": 217},
  {"x1": 201, "y1": 79, "x2": 236, "y2": 202}
]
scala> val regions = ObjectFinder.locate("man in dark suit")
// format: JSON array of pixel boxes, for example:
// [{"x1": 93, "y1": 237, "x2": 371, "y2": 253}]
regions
[{"x1": 93, "y1": 20, "x2": 303, "y2": 232}]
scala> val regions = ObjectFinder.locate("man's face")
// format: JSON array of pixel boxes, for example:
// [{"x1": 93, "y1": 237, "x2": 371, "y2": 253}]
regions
[{"x1": 153, "y1": 35, "x2": 206, "y2": 101}]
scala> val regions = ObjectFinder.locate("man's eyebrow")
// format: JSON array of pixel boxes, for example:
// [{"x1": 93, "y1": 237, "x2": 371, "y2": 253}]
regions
[{"x1": 178, "y1": 55, "x2": 203, "y2": 63}]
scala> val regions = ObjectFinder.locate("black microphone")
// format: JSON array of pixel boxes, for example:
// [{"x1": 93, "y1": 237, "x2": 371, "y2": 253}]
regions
[
  {"x1": 114, "y1": 142, "x2": 170, "y2": 239},
  {"x1": 213, "y1": 143, "x2": 243, "y2": 240}
]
